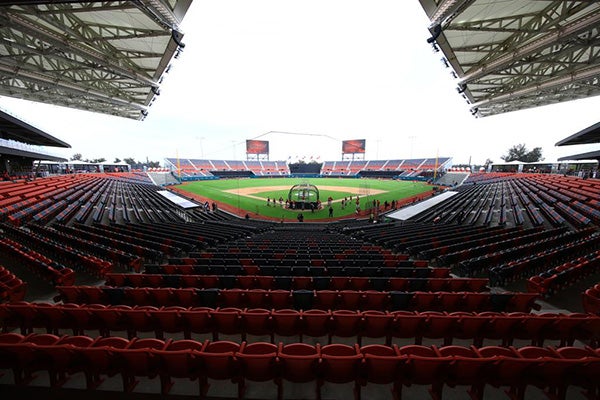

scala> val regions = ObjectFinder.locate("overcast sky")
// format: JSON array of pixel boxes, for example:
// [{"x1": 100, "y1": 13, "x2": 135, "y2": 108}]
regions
[{"x1": 1, "y1": 0, "x2": 599, "y2": 166}]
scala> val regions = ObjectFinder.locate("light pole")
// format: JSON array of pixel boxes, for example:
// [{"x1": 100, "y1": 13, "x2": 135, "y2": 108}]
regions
[
  {"x1": 197, "y1": 136, "x2": 205, "y2": 158},
  {"x1": 408, "y1": 135, "x2": 416, "y2": 159}
]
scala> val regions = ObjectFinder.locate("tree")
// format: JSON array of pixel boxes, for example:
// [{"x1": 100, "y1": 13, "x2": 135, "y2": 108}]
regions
[
  {"x1": 114, "y1": 158, "x2": 121, "y2": 163},
  {"x1": 70, "y1": 153, "x2": 82, "y2": 161},
  {"x1": 89, "y1": 158, "x2": 106, "y2": 163},
  {"x1": 501, "y1": 144, "x2": 544, "y2": 163},
  {"x1": 147, "y1": 160, "x2": 161, "y2": 168},
  {"x1": 123, "y1": 158, "x2": 137, "y2": 165}
]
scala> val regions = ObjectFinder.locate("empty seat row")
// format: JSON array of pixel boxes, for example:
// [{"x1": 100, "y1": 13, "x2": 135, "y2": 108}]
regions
[
  {"x1": 55, "y1": 286, "x2": 540, "y2": 312},
  {"x1": 0, "y1": 266, "x2": 27, "y2": 302},
  {"x1": 2, "y1": 303, "x2": 598, "y2": 347},
  {"x1": 489, "y1": 234, "x2": 600, "y2": 286},
  {"x1": 170, "y1": 255, "x2": 425, "y2": 269},
  {"x1": 144, "y1": 264, "x2": 451, "y2": 278},
  {"x1": 583, "y1": 283, "x2": 600, "y2": 315},
  {"x1": 1, "y1": 222, "x2": 119, "y2": 276},
  {"x1": 1, "y1": 333, "x2": 598, "y2": 399},
  {"x1": 526, "y1": 251, "x2": 600, "y2": 297},
  {"x1": 31, "y1": 224, "x2": 164, "y2": 264},
  {"x1": 72, "y1": 223, "x2": 183, "y2": 256},
  {"x1": 0, "y1": 237, "x2": 75, "y2": 286},
  {"x1": 105, "y1": 273, "x2": 489, "y2": 292}
]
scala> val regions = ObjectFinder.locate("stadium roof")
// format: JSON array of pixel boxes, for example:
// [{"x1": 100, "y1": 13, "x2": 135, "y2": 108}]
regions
[
  {"x1": 555, "y1": 121, "x2": 600, "y2": 146},
  {"x1": 0, "y1": 1, "x2": 191, "y2": 120},
  {"x1": 418, "y1": 1, "x2": 600, "y2": 118},
  {"x1": 557, "y1": 150, "x2": 600, "y2": 162},
  {"x1": 0, "y1": 144, "x2": 66, "y2": 162},
  {"x1": 0, "y1": 108, "x2": 69, "y2": 147}
]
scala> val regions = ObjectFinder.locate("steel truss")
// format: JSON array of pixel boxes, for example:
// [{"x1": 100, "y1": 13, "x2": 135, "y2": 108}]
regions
[
  {"x1": 0, "y1": 1, "x2": 190, "y2": 120},
  {"x1": 420, "y1": 1, "x2": 600, "y2": 117}
]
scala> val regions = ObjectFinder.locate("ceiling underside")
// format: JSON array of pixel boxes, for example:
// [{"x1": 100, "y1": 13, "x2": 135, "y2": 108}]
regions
[
  {"x1": 555, "y1": 120, "x2": 600, "y2": 145},
  {"x1": 0, "y1": 144, "x2": 67, "y2": 161},
  {"x1": 419, "y1": 1, "x2": 600, "y2": 118},
  {"x1": 0, "y1": 0, "x2": 191, "y2": 120},
  {"x1": 557, "y1": 149, "x2": 600, "y2": 161},
  {"x1": 0, "y1": 107, "x2": 70, "y2": 146}
]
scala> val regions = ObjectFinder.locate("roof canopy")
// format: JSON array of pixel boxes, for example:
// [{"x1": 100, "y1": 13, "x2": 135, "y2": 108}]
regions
[
  {"x1": 0, "y1": 144, "x2": 66, "y2": 162},
  {"x1": 419, "y1": 1, "x2": 600, "y2": 118},
  {"x1": 557, "y1": 150, "x2": 600, "y2": 162},
  {"x1": 0, "y1": 108, "x2": 69, "y2": 147},
  {"x1": 555, "y1": 121, "x2": 600, "y2": 146},
  {"x1": 0, "y1": 0, "x2": 191, "y2": 120}
]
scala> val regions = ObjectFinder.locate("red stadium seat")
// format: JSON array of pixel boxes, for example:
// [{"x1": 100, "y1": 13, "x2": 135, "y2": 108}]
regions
[
  {"x1": 361, "y1": 310, "x2": 393, "y2": 345},
  {"x1": 315, "y1": 290, "x2": 338, "y2": 309},
  {"x1": 391, "y1": 311, "x2": 426, "y2": 345},
  {"x1": 422, "y1": 311, "x2": 455, "y2": 346},
  {"x1": 180, "y1": 307, "x2": 212, "y2": 339},
  {"x1": 362, "y1": 290, "x2": 389, "y2": 310},
  {"x1": 330, "y1": 310, "x2": 362, "y2": 344},
  {"x1": 319, "y1": 344, "x2": 362, "y2": 400},
  {"x1": 153, "y1": 339, "x2": 205, "y2": 395},
  {"x1": 241, "y1": 308, "x2": 272, "y2": 341},
  {"x1": 475, "y1": 346, "x2": 530, "y2": 398},
  {"x1": 211, "y1": 307, "x2": 243, "y2": 341},
  {"x1": 154, "y1": 306, "x2": 187, "y2": 339},
  {"x1": 198, "y1": 340, "x2": 241, "y2": 397},
  {"x1": 0, "y1": 332, "x2": 26, "y2": 378},
  {"x1": 302, "y1": 309, "x2": 331, "y2": 339},
  {"x1": 37, "y1": 335, "x2": 96, "y2": 387},
  {"x1": 359, "y1": 344, "x2": 405, "y2": 400},
  {"x1": 272, "y1": 309, "x2": 302, "y2": 340},
  {"x1": 118, "y1": 338, "x2": 166, "y2": 392},
  {"x1": 121, "y1": 306, "x2": 159, "y2": 339},
  {"x1": 399, "y1": 345, "x2": 449, "y2": 397},
  {"x1": 278, "y1": 342, "x2": 320, "y2": 398},
  {"x1": 236, "y1": 342, "x2": 279, "y2": 398},
  {"x1": 245, "y1": 289, "x2": 268, "y2": 308},
  {"x1": 12, "y1": 333, "x2": 62, "y2": 386},
  {"x1": 438, "y1": 345, "x2": 491, "y2": 400},
  {"x1": 269, "y1": 289, "x2": 291, "y2": 309},
  {"x1": 555, "y1": 347, "x2": 600, "y2": 398}
]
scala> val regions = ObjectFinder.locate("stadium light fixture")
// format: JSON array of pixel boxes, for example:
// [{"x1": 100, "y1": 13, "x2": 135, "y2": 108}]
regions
[
  {"x1": 426, "y1": 24, "x2": 442, "y2": 44},
  {"x1": 172, "y1": 29, "x2": 185, "y2": 48}
]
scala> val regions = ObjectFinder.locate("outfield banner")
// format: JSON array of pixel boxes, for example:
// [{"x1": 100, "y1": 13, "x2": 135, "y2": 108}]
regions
[
  {"x1": 246, "y1": 140, "x2": 269, "y2": 154},
  {"x1": 342, "y1": 139, "x2": 366, "y2": 154}
]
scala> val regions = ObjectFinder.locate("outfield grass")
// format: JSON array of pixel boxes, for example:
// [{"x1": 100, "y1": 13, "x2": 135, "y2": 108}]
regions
[{"x1": 179, "y1": 177, "x2": 432, "y2": 220}]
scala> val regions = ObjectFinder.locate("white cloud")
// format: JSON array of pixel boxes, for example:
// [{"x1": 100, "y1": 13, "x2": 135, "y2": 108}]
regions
[{"x1": 1, "y1": 0, "x2": 598, "y2": 165}]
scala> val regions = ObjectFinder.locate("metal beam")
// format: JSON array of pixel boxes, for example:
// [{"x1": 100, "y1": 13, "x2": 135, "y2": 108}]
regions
[
  {"x1": 459, "y1": 6, "x2": 600, "y2": 84},
  {"x1": 0, "y1": 61, "x2": 148, "y2": 110},
  {"x1": 429, "y1": 0, "x2": 477, "y2": 28},
  {"x1": 133, "y1": 0, "x2": 180, "y2": 30},
  {"x1": 472, "y1": 63, "x2": 600, "y2": 109},
  {"x1": 0, "y1": 9, "x2": 160, "y2": 87}
]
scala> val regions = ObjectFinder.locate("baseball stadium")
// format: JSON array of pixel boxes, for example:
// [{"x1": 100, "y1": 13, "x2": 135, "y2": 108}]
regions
[{"x1": 0, "y1": 2, "x2": 600, "y2": 400}]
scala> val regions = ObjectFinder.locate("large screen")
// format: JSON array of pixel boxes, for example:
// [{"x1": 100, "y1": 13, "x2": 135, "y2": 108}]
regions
[
  {"x1": 246, "y1": 140, "x2": 269, "y2": 154},
  {"x1": 342, "y1": 139, "x2": 366, "y2": 153}
]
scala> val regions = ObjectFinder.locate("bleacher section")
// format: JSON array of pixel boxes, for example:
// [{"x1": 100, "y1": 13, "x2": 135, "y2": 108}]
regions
[
  {"x1": 406, "y1": 173, "x2": 600, "y2": 228},
  {"x1": 165, "y1": 157, "x2": 451, "y2": 179},
  {"x1": 1, "y1": 172, "x2": 600, "y2": 400},
  {"x1": 165, "y1": 158, "x2": 291, "y2": 178}
]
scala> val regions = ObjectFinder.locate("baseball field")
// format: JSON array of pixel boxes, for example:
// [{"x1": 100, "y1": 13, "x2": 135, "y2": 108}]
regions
[{"x1": 177, "y1": 177, "x2": 433, "y2": 221}]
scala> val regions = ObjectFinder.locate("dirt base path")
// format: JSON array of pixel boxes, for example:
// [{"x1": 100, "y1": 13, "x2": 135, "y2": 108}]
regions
[{"x1": 223, "y1": 185, "x2": 387, "y2": 204}]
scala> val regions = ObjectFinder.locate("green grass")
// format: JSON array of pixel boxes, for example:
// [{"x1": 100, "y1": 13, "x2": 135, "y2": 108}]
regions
[{"x1": 179, "y1": 177, "x2": 432, "y2": 220}]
